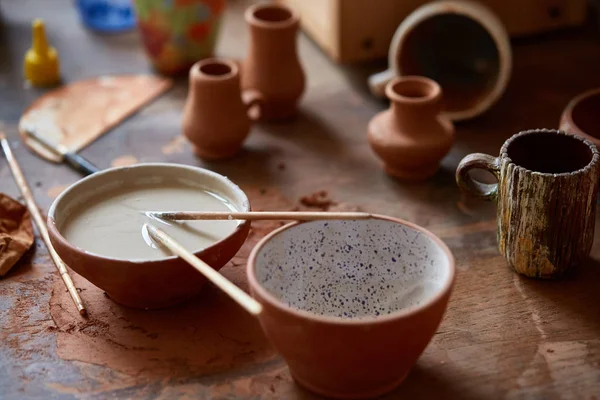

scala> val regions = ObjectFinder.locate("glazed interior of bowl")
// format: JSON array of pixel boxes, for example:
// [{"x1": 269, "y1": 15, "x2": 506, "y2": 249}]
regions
[
  {"x1": 398, "y1": 14, "x2": 500, "y2": 114},
  {"x1": 50, "y1": 163, "x2": 250, "y2": 261},
  {"x1": 252, "y1": 218, "x2": 453, "y2": 319},
  {"x1": 570, "y1": 91, "x2": 600, "y2": 140}
]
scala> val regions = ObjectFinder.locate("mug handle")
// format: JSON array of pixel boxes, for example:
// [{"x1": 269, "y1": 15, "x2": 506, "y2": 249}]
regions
[
  {"x1": 242, "y1": 89, "x2": 263, "y2": 121},
  {"x1": 456, "y1": 153, "x2": 501, "y2": 201}
]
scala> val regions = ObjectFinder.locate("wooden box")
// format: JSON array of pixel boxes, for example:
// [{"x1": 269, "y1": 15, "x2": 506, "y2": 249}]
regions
[{"x1": 276, "y1": 0, "x2": 588, "y2": 63}]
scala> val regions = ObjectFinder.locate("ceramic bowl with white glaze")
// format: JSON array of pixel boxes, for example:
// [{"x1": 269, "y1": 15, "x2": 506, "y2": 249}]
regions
[
  {"x1": 48, "y1": 163, "x2": 251, "y2": 309},
  {"x1": 247, "y1": 215, "x2": 455, "y2": 399}
]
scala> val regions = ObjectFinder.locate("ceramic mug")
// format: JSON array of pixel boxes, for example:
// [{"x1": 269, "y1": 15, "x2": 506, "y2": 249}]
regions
[
  {"x1": 133, "y1": 0, "x2": 225, "y2": 75},
  {"x1": 456, "y1": 129, "x2": 599, "y2": 278},
  {"x1": 182, "y1": 58, "x2": 263, "y2": 160}
]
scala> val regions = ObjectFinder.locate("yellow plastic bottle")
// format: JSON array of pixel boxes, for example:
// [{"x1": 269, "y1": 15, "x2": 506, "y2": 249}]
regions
[{"x1": 24, "y1": 19, "x2": 60, "y2": 87}]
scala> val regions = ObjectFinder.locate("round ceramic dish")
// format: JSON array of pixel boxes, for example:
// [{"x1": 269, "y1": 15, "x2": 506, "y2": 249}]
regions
[
  {"x1": 560, "y1": 88, "x2": 600, "y2": 149},
  {"x1": 247, "y1": 215, "x2": 455, "y2": 399},
  {"x1": 48, "y1": 163, "x2": 250, "y2": 309}
]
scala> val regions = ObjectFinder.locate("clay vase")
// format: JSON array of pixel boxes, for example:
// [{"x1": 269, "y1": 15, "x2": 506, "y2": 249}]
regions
[
  {"x1": 368, "y1": 0, "x2": 511, "y2": 121},
  {"x1": 559, "y1": 88, "x2": 600, "y2": 149},
  {"x1": 368, "y1": 76, "x2": 454, "y2": 180},
  {"x1": 241, "y1": 3, "x2": 305, "y2": 121},
  {"x1": 182, "y1": 58, "x2": 262, "y2": 160}
]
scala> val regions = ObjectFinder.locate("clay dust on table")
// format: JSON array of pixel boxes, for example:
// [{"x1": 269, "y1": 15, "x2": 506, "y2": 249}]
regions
[
  {"x1": 48, "y1": 187, "x2": 297, "y2": 378},
  {"x1": 110, "y1": 155, "x2": 139, "y2": 168},
  {"x1": 161, "y1": 135, "x2": 187, "y2": 155},
  {"x1": 46, "y1": 184, "x2": 70, "y2": 199}
]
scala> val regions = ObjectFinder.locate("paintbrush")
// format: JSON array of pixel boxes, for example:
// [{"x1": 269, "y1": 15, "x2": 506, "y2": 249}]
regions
[
  {"x1": 0, "y1": 132, "x2": 87, "y2": 316},
  {"x1": 144, "y1": 223, "x2": 262, "y2": 316},
  {"x1": 147, "y1": 211, "x2": 372, "y2": 221},
  {"x1": 23, "y1": 126, "x2": 100, "y2": 176}
]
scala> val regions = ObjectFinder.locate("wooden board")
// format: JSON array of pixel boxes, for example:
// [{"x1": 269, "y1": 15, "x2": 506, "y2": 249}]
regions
[
  {"x1": 278, "y1": 0, "x2": 587, "y2": 63},
  {"x1": 19, "y1": 75, "x2": 172, "y2": 163}
]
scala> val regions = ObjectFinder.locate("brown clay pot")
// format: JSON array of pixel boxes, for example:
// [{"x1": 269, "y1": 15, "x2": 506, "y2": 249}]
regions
[
  {"x1": 368, "y1": 76, "x2": 455, "y2": 180},
  {"x1": 559, "y1": 88, "x2": 600, "y2": 149},
  {"x1": 182, "y1": 58, "x2": 262, "y2": 160},
  {"x1": 48, "y1": 163, "x2": 251, "y2": 309},
  {"x1": 247, "y1": 215, "x2": 456, "y2": 399},
  {"x1": 241, "y1": 3, "x2": 305, "y2": 121}
]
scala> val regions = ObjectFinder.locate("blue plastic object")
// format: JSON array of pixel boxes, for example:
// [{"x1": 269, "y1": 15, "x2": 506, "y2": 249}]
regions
[{"x1": 75, "y1": 0, "x2": 136, "y2": 32}]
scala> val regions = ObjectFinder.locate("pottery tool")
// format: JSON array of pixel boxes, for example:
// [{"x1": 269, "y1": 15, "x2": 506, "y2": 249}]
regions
[
  {"x1": 23, "y1": 126, "x2": 100, "y2": 175},
  {"x1": 0, "y1": 133, "x2": 86, "y2": 316},
  {"x1": 19, "y1": 75, "x2": 172, "y2": 163},
  {"x1": 144, "y1": 223, "x2": 262, "y2": 316},
  {"x1": 148, "y1": 211, "x2": 372, "y2": 221}
]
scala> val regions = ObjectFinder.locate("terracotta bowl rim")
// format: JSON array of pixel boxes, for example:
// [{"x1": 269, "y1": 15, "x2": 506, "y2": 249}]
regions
[
  {"x1": 500, "y1": 129, "x2": 599, "y2": 178},
  {"x1": 247, "y1": 214, "x2": 456, "y2": 326},
  {"x1": 245, "y1": 3, "x2": 299, "y2": 29},
  {"x1": 561, "y1": 87, "x2": 600, "y2": 142},
  {"x1": 191, "y1": 58, "x2": 239, "y2": 81},
  {"x1": 47, "y1": 162, "x2": 251, "y2": 264}
]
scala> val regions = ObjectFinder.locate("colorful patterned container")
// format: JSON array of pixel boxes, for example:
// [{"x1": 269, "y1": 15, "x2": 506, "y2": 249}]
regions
[{"x1": 133, "y1": 0, "x2": 225, "y2": 75}]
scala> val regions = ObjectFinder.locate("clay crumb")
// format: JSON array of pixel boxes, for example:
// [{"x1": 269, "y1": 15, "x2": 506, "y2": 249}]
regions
[
  {"x1": 110, "y1": 155, "x2": 138, "y2": 168},
  {"x1": 47, "y1": 184, "x2": 70, "y2": 199},
  {"x1": 547, "y1": 349, "x2": 555, "y2": 353},
  {"x1": 161, "y1": 135, "x2": 186, "y2": 155},
  {"x1": 300, "y1": 190, "x2": 335, "y2": 209}
]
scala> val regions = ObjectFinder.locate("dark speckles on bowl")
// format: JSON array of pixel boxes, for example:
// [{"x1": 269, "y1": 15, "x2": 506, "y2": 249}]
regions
[{"x1": 253, "y1": 219, "x2": 450, "y2": 319}]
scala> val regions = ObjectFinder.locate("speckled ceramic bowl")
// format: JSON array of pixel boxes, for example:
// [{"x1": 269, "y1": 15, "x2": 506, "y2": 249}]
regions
[
  {"x1": 247, "y1": 215, "x2": 455, "y2": 399},
  {"x1": 48, "y1": 163, "x2": 250, "y2": 309}
]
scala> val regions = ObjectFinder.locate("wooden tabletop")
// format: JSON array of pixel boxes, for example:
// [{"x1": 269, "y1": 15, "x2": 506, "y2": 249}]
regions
[{"x1": 2, "y1": 1, "x2": 600, "y2": 399}]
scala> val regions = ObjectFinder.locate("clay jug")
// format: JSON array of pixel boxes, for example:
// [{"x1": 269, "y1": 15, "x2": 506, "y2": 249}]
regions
[
  {"x1": 368, "y1": 76, "x2": 454, "y2": 180},
  {"x1": 182, "y1": 58, "x2": 261, "y2": 159},
  {"x1": 241, "y1": 3, "x2": 305, "y2": 121}
]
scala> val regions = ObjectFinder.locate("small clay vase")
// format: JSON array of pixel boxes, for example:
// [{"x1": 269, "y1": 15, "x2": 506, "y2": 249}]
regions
[
  {"x1": 182, "y1": 58, "x2": 261, "y2": 159},
  {"x1": 559, "y1": 87, "x2": 600, "y2": 149},
  {"x1": 241, "y1": 3, "x2": 305, "y2": 121},
  {"x1": 368, "y1": 76, "x2": 454, "y2": 180}
]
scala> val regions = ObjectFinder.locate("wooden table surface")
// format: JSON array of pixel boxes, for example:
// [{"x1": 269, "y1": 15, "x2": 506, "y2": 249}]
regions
[{"x1": 2, "y1": 1, "x2": 600, "y2": 399}]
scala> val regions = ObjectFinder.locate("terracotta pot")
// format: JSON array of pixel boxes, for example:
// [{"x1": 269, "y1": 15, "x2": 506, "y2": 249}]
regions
[
  {"x1": 368, "y1": 76, "x2": 454, "y2": 180},
  {"x1": 247, "y1": 215, "x2": 455, "y2": 399},
  {"x1": 456, "y1": 129, "x2": 599, "y2": 278},
  {"x1": 48, "y1": 163, "x2": 251, "y2": 309},
  {"x1": 241, "y1": 3, "x2": 305, "y2": 121},
  {"x1": 182, "y1": 59, "x2": 262, "y2": 160},
  {"x1": 368, "y1": 0, "x2": 512, "y2": 121},
  {"x1": 559, "y1": 88, "x2": 600, "y2": 149}
]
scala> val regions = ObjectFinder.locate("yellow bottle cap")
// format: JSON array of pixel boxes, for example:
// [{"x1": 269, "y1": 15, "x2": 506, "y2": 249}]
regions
[{"x1": 24, "y1": 18, "x2": 60, "y2": 87}]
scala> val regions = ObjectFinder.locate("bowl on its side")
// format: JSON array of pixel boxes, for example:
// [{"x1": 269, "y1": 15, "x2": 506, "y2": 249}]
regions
[
  {"x1": 247, "y1": 215, "x2": 455, "y2": 399},
  {"x1": 560, "y1": 88, "x2": 600, "y2": 149},
  {"x1": 48, "y1": 163, "x2": 250, "y2": 309}
]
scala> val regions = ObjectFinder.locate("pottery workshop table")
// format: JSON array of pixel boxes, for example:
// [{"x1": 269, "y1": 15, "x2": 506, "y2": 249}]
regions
[{"x1": 2, "y1": 1, "x2": 600, "y2": 399}]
